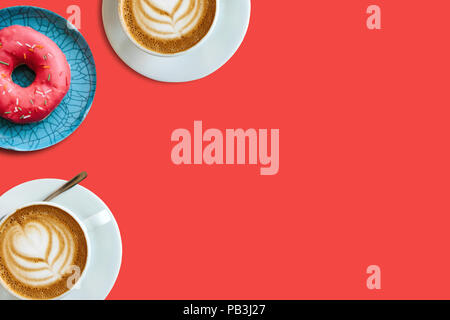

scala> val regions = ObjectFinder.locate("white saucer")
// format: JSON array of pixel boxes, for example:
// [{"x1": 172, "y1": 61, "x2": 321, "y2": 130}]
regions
[
  {"x1": 102, "y1": 0, "x2": 251, "y2": 82},
  {"x1": 0, "y1": 179, "x2": 122, "y2": 300}
]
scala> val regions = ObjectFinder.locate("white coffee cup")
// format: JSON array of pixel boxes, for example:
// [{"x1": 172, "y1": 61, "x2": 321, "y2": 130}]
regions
[
  {"x1": 117, "y1": 0, "x2": 220, "y2": 57},
  {"x1": 0, "y1": 202, "x2": 111, "y2": 300}
]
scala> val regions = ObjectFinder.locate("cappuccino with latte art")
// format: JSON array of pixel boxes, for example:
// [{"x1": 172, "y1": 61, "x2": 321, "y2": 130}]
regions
[
  {"x1": 0, "y1": 205, "x2": 88, "y2": 300},
  {"x1": 120, "y1": 0, "x2": 217, "y2": 54}
]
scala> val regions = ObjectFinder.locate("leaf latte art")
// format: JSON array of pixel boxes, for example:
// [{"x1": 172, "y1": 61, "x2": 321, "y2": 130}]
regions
[
  {"x1": 135, "y1": 0, "x2": 207, "y2": 39},
  {"x1": 0, "y1": 206, "x2": 87, "y2": 300},
  {"x1": 2, "y1": 218, "x2": 75, "y2": 286},
  {"x1": 121, "y1": 0, "x2": 216, "y2": 54}
]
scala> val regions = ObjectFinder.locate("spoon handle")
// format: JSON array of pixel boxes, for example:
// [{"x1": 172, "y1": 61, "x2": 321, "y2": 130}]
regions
[{"x1": 44, "y1": 172, "x2": 88, "y2": 202}]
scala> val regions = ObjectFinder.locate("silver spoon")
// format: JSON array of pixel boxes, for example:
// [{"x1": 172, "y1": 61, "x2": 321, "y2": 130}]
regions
[{"x1": 44, "y1": 172, "x2": 88, "y2": 202}]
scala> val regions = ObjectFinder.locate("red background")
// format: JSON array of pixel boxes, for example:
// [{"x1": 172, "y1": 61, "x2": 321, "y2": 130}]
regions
[{"x1": 1, "y1": 0, "x2": 450, "y2": 299}]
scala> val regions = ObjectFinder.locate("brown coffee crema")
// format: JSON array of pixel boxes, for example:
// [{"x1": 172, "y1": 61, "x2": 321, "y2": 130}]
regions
[
  {"x1": 0, "y1": 205, "x2": 87, "y2": 300},
  {"x1": 120, "y1": 0, "x2": 216, "y2": 54}
]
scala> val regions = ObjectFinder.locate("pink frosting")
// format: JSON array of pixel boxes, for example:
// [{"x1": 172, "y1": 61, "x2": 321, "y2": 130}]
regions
[{"x1": 0, "y1": 25, "x2": 71, "y2": 124}]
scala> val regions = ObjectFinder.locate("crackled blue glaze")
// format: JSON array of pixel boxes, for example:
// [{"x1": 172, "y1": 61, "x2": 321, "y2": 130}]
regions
[{"x1": 0, "y1": 6, "x2": 96, "y2": 151}]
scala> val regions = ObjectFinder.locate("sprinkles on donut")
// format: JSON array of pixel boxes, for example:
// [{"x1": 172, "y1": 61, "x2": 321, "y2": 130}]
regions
[{"x1": 0, "y1": 25, "x2": 71, "y2": 124}]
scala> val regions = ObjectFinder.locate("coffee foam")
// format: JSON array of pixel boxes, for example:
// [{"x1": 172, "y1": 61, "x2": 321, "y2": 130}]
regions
[
  {"x1": 121, "y1": 0, "x2": 216, "y2": 54},
  {"x1": 0, "y1": 205, "x2": 87, "y2": 299},
  {"x1": 135, "y1": 0, "x2": 205, "y2": 39}
]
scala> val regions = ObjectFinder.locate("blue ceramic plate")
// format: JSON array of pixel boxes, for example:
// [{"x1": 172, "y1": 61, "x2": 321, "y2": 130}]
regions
[{"x1": 0, "y1": 6, "x2": 96, "y2": 151}]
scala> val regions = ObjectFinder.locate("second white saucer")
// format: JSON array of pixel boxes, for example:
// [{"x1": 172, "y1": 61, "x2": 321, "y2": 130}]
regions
[
  {"x1": 0, "y1": 179, "x2": 122, "y2": 300},
  {"x1": 102, "y1": 0, "x2": 251, "y2": 82}
]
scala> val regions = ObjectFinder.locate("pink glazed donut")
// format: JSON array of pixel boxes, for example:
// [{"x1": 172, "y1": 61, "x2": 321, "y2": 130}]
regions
[{"x1": 0, "y1": 25, "x2": 71, "y2": 124}]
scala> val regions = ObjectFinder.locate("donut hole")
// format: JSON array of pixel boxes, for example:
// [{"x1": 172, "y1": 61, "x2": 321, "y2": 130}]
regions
[{"x1": 12, "y1": 64, "x2": 36, "y2": 88}]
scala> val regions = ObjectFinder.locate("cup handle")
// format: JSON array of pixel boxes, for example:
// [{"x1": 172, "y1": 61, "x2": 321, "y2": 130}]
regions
[{"x1": 82, "y1": 209, "x2": 111, "y2": 230}]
